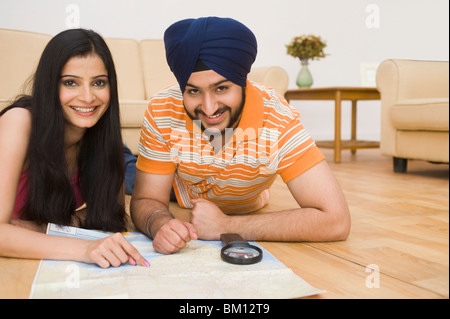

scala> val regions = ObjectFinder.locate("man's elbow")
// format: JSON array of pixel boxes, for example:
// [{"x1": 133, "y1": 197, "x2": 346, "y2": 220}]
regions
[
  {"x1": 334, "y1": 220, "x2": 351, "y2": 241},
  {"x1": 330, "y1": 207, "x2": 351, "y2": 241}
]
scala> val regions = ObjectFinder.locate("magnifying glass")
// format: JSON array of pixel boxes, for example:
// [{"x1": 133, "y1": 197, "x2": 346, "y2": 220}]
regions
[{"x1": 220, "y1": 233, "x2": 263, "y2": 265}]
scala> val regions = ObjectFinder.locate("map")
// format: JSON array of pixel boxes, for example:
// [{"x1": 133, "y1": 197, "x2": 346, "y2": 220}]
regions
[{"x1": 29, "y1": 224, "x2": 324, "y2": 299}]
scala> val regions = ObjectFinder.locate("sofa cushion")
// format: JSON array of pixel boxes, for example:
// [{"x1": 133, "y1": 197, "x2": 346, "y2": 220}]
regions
[
  {"x1": 0, "y1": 100, "x2": 11, "y2": 111},
  {"x1": 390, "y1": 98, "x2": 449, "y2": 131},
  {"x1": 140, "y1": 39, "x2": 177, "y2": 99},
  {"x1": 119, "y1": 99, "x2": 149, "y2": 127},
  {"x1": 119, "y1": 99, "x2": 149, "y2": 154},
  {"x1": 105, "y1": 38, "x2": 146, "y2": 100},
  {"x1": 396, "y1": 130, "x2": 449, "y2": 163},
  {"x1": 0, "y1": 29, "x2": 51, "y2": 100}
]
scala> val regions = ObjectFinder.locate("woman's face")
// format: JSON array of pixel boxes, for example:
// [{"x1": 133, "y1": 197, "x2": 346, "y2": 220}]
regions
[{"x1": 59, "y1": 53, "x2": 110, "y2": 132}]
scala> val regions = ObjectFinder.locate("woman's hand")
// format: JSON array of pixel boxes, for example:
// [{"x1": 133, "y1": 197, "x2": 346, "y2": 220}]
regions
[{"x1": 83, "y1": 232, "x2": 149, "y2": 268}]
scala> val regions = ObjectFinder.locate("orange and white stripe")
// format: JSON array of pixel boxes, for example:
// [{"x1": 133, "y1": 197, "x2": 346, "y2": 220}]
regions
[{"x1": 137, "y1": 81, "x2": 324, "y2": 214}]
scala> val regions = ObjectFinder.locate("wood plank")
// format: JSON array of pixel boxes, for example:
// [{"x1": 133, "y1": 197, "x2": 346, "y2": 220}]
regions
[
  {"x1": 0, "y1": 258, "x2": 39, "y2": 299},
  {"x1": 284, "y1": 87, "x2": 380, "y2": 101},
  {"x1": 282, "y1": 148, "x2": 448, "y2": 298},
  {"x1": 259, "y1": 242, "x2": 444, "y2": 299},
  {"x1": 1, "y1": 148, "x2": 447, "y2": 299},
  {"x1": 316, "y1": 140, "x2": 380, "y2": 150}
]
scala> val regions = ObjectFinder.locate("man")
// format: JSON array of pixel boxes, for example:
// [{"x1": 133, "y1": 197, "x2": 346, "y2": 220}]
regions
[{"x1": 131, "y1": 17, "x2": 350, "y2": 254}]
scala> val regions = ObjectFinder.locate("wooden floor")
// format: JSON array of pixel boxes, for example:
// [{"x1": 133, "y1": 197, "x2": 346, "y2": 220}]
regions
[
  {"x1": 263, "y1": 148, "x2": 449, "y2": 298},
  {"x1": 150, "y1": 147, "x2": 448, "y2": 298},
  {"x1": 2, "y1": 148, "x2": 446, "y2": 299}
]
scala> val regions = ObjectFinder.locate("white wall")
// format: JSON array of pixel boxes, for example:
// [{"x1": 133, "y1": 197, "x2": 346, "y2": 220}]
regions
[{"x1": 1, "y1": 0, "x2": 449, "y2": 141}]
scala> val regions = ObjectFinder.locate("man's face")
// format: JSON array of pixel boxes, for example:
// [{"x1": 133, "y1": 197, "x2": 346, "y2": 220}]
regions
[{"x1": 183, "y1": 70, "x2": 245, "y2": 135}]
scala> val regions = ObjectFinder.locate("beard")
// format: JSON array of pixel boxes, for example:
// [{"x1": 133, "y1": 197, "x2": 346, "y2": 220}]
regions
[{"x1": 185, "y1": 88, "x2": 246, "y2": 135}]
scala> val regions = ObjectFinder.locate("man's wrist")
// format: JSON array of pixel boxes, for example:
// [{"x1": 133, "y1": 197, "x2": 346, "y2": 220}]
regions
[{"x1": 146, "y1": 209, "x2": 175, "y2": 239}]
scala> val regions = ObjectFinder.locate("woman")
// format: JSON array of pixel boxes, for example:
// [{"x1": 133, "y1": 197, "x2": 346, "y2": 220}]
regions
[{"x1": 0, "y1": 29, "x2": 148, "y2": 268}]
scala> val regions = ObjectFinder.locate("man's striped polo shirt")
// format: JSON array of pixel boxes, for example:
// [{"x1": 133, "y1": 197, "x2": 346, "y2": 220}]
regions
[{"x1": 136, "y1": 80, "x2": 325, "y2": 214}]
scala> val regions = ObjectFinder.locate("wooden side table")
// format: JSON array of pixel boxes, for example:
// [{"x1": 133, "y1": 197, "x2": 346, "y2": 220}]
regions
[{"x1": 285, "y1": 87, "x2": 380, "y2": 163}]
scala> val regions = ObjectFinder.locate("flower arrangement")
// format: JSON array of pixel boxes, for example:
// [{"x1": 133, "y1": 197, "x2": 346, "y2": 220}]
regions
[{"x1": 285, "y1": 35, "x2": 328, "y2": 62}]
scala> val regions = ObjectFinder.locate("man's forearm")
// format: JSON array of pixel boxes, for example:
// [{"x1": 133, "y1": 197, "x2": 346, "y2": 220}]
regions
[
  {"x1": 190, "y1": 196, "x2": 350, "y2": 242},
  {"x1": 223, "y1": 207, "x2": 350, "y2": 242}
]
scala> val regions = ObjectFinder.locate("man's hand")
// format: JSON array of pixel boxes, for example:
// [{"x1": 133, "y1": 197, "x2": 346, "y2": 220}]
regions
[
  {"x1": 152, "y1": 219, "x2": 198, "y2": 254},
  {"x1": 190, "y1": 198, "x2": 230, "y2": 240}
]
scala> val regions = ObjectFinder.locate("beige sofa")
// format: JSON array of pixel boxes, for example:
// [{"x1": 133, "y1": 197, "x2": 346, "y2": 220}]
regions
[
  {"x1": 376, "y1": 59, "x2": 449, "y2": 172},
  {"x1": 0, "y1": 28, "x2": 289, "y2": 154}
]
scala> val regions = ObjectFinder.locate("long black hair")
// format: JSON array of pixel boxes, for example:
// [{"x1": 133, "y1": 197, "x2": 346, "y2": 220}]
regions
[{"x1": 2, "y1": 29, "x2": 127, "y2": 232}]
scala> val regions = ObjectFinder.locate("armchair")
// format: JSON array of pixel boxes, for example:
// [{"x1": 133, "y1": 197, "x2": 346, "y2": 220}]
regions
[{"x1": 376, "y1": 59, "x2": 449, "y2": 172}]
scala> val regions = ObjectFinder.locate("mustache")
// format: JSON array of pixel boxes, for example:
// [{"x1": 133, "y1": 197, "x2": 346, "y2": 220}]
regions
[{"x1": 194, "y1": 106, "x2": 231, "y2": 117}]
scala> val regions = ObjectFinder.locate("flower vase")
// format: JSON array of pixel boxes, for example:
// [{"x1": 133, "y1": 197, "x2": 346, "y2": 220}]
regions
[{"x1": 296, "y1": 60, "x2": 313, "y2": 88}]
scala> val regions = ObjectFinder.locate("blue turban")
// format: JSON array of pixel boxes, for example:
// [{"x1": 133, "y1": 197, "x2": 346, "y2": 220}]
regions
[{"x1": 164, "y1": 17, "x2": 258, "y2": 93}]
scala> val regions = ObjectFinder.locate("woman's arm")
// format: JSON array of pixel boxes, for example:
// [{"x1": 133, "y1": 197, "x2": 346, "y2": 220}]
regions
[
  {"x1": 0, "y1": 108, "x2": 31, "y2": 224},
  {"x1": 0, "y1": 108, "x2": 148, "y2": 268},
  {"x1": 0, "y1": 223, "x2": 149, "y2": 268}
]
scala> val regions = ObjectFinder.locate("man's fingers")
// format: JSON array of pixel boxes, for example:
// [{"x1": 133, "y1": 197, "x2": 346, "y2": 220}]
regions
[
  {"x1": 152, "y1": 219, "x2": 198, "y2": 254},
  {"x1": 163, "y1": 219, "x2": 192, "y2": 242},
  {"x1": 190, "y1": 198, "x2": 207, "y2": 205},
  {"x1": 184, "y1": 222, "x2": 198, "y2": 240},
  {"x1": 165, "y1": 225, "x2": 189, "y2": 249}
]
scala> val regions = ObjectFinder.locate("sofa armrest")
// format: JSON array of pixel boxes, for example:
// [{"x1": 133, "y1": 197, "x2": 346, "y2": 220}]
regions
[
  {"x1": 376, "y1": 59, "x2": 449, "y2": 102},
  {"x1": 248, "y1": 66, "x2": 289, "y2": 95}
]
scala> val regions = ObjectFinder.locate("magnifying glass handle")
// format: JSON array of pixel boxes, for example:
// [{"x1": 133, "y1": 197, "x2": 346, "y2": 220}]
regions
[{"x1": 220, "y1": 233, "x2": 248, "y2": 246}]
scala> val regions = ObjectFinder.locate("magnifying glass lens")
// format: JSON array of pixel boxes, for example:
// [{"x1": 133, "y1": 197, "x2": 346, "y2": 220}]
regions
[
  {"x1": 223, "y1": 246, "x2": 261, "y2": 259},
  {"x1": 220, "y1": 233, "x2": 263, "y2": 265}
]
